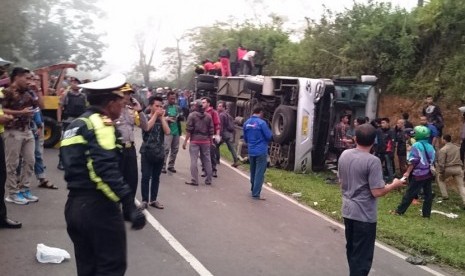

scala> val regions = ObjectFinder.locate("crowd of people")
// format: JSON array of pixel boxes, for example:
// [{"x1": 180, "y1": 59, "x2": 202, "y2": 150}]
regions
[
  {"x1": 337, "y1": 95, "x2": 465, "y2": 276},
  {"x1": 0, "y1": 54, "x2": 273, "y2": 273},
  {"x1": 3, "y1": 51, "x2": 465, "y2": 275}
]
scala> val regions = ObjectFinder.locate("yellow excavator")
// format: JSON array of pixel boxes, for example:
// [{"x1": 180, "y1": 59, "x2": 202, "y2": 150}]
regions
[{"x1": 33, "y1": 61, "x2": 77, "y2": 148}]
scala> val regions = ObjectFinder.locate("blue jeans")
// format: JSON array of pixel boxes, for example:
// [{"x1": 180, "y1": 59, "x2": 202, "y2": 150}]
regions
[
  {"x1": 34, "y1": 134, "x2": 45, "y2": 179},
  {"x1": 249, "y1": 154, "x2": 267, "y2": 197},
  {"x1": 140, "y1": 154, "x2": 164, "y2": 202}
]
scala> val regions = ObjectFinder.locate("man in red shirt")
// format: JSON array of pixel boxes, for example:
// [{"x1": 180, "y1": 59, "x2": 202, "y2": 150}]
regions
[
  {"x1": 201, "y1": 97, "x2": 220, "y2": 178},
  {"x1": 202, "y1": 59, "x2": 215, "y2": 75},
  {"x1": 218, "y1": 44, "x2": 231, "y2": 77},
  {"x1": 236, "y1": 45, "x2": 247, "y2": 76}
]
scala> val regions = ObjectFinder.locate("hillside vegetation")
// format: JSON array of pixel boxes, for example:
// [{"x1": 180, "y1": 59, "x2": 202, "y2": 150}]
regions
[{"x1": 189, "y1": 0, "x2": 465, "y2": 103}]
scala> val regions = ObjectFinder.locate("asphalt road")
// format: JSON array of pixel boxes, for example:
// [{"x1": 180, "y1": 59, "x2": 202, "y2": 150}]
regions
[{"x1": 0, "y1": 131, "x2": 457, "y2": 276}]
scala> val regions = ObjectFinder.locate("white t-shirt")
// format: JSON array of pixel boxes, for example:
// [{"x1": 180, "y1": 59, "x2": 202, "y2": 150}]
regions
[{"x1": 242, "y1": 51, "x2": 256, "y2": 61}]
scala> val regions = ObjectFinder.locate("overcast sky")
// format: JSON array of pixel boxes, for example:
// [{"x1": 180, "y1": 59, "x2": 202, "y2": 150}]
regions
[{"x1": 95, "y1": 0, "x2": 418, "y2": 78}]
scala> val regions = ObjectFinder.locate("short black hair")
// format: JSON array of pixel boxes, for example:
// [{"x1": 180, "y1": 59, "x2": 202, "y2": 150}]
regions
[
  {"x1": 252, "y1": 105, "x2": 263, "y2": 114},
  {"x1": 356, "y1": 116, "x2": 367, "y2": 125},
  {"x1": 340, "y1": 114, "x2": 349, "y2": 121},
  {"x1": 355, "y1": 124, "x2": 376, "y2": 146},
  {"x1": 148, "y1": 95, "x2": 163, "y2": 105},
  {"x1": 10, "y1": 67, "x2": 30, "y2": 82},
  {"x1": 167, "y1": 91, "x2": 176, "y2": 97},
  {"x1": 426, "y1": 95, "x2": 433, "y2": 98},
  {"x1": 402, "y1": 112, "x2": 409, "y2": 120},
  {"x1": 201, "y1": 97, "x2": 211, "y2": 104},
  {"x1": 87, "y1": 92, "x2": 121, "y2": 107},
  {"x1": 381, "y1": 117, "x2": 390, "y2": 123},
  {"x1": 443, "y1": 134, "x2": 452, "y2": 142}
]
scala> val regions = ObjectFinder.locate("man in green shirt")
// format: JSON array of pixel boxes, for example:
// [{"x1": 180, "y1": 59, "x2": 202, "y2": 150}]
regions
[{"x1": 162, "y1": 91, "x2": 183, "y2": 173}]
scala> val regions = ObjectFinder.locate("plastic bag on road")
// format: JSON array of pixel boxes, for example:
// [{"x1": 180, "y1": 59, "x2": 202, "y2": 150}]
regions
[{"x1": 36, "y1": 243, "x2": 71, "y2": 264}]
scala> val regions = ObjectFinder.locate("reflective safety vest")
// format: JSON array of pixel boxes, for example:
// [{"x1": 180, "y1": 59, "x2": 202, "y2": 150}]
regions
[{"x1": 60, "y1": 110, "x2": 130, "y2": 202}]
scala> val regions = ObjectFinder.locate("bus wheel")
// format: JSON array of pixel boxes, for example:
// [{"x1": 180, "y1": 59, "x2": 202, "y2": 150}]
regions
[
  {"x1": 271, "y1": 105, "x2": 296, "y2": 144},
  {"x1": 43, "y1": 116, "x2": 62, "y2": 148}
]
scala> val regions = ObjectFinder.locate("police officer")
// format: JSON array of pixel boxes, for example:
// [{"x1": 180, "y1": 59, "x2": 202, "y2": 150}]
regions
[
  {"x1": 115, "y1": 83, "x2": 148, "y2": 209},
  {"x1": 61, "y1": 73, "x2": 146, "y2": 276}
]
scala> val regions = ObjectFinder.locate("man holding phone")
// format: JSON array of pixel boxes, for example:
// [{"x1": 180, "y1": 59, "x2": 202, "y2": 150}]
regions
[{"x1": 338, "y1": 123, "x2": 406, "y2": 276}]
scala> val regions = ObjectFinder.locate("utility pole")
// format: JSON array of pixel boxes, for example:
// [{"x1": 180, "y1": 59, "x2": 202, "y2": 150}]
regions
[{"x1": 418, "y1": 0, "x2": 424, "y2": 7}]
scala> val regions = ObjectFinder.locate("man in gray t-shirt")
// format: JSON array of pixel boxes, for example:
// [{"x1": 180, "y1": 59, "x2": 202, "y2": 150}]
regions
[
  {"x1": 338, "y1": 124, "x2": 405, "y2": 276},
  {"x1": 339, "y1": 149, "x2": 385, "y2": 223}
]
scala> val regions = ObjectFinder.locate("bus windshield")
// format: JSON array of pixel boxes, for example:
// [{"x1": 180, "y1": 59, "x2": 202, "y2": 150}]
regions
[{"x1": 334, "y1": 84, "x2": 373, "y2": 103}]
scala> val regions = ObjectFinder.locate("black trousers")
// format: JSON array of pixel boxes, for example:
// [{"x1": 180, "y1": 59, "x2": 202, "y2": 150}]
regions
[
  {"x1": 65, "y1": 192, "x2": 127, "y2": 276},
  {"x1": 0, "y1": 134, "x2": 7, "y2": 219},
  {"x1": 396, "y1": 176, "x2": 433, "y2": 217},
  {"x1": 119, "y1": 145, "x2": 138, "y2": 200},
  {"x1": 344, "y1": 218, "x2": 377, "y2": 276}
]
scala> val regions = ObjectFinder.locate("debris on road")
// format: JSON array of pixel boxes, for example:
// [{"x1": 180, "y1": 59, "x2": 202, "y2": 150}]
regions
[
  {"x1": 406, "y1": 256, "x2": 427, "y2": 265},
  {"x1": 36, "y1": 243, "x2": 71, "y2": 264},
  {"x1": 291, "y1": 192, "x2": 302, "y2": 198},
  {"x1": 431, "y1": 210, "x2": 459, "y2": 219}
]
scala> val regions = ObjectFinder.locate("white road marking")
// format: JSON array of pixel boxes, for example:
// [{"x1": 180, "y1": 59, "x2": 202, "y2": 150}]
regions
[
  {"x1": 136, "y1": 199, "x2": 214, "y2": 276},
  {"x1": 222, "y1": 159, "x2": 445, "y2": 276}
]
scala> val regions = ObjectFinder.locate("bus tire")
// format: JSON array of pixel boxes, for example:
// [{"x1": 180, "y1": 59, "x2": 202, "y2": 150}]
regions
[
  {"x1": 43, "y1": 116, "x2": 62, "y2": 148},
  {"x1": 271, "y1": 105, "x2": 296, "y2": 144}
]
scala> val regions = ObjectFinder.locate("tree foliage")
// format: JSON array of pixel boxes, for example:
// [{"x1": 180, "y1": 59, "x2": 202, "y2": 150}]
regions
[
  {"x1": 178, "y1": 0, "x2": 464, "y2": 102},
  {"x1": 0, "y1": 0, "x2": 105, "y2": 70}
]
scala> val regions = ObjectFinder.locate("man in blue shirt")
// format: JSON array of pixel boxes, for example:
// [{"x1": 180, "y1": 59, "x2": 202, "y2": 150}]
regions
[
  {"x1": 243, "y1": 106, "x2": 272, "y2": 200},
  {"x1": 420, "y1": 115, "x2": 438, "y2": 146}
]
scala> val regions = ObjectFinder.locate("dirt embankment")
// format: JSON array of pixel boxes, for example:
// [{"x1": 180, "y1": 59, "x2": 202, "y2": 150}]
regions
[{"x1": 378, "y1": 95, "x2": 463, "y2": 142}]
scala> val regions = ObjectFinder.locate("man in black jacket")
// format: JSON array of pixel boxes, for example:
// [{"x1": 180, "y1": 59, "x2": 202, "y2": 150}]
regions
[{"x1": 61, "y1": 74, "x2": 145, "y2": 276}]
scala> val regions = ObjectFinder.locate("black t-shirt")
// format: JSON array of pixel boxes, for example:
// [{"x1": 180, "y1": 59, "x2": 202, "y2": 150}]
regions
[{"x1": 140, "y1": 119, "x2": 164, "y2": 154}]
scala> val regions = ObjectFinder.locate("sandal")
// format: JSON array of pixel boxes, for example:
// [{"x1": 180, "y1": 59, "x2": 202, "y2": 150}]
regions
[
  {"x1": 38, "y1": 180, "x2": 58, "y2": 189},
  {"x1": 149, "y1": 201, "x2": 164, "y2": 209}
]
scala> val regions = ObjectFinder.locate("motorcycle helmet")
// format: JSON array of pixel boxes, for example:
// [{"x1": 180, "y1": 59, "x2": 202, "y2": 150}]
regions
[{"x1": 413, "y1": 125, "x2": 430, "y2": 141}]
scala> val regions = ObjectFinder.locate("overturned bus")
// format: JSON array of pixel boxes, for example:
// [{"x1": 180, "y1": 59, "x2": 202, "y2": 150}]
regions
[{"x1": 194, "y1": 74, "x2": 378, "y2": 173}]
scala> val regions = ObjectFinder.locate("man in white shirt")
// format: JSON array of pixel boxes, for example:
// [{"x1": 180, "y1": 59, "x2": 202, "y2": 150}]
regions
[{"x1": 240, "y1": 50, "x2": 256, "y2": 75}]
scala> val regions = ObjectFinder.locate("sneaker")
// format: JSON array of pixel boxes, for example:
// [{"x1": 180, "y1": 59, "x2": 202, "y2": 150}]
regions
[
  {"x1": 22, "y1": 190, "x2": 39, "y2": 203},
  {"x1": 212, "y1": 171, "x2": 218, "y2": 178},
  {"x1": 167, "y1": 167, "x2": 176, "y2": 173},
  {"x1": 5, "y1": 193, "x2": 29, "y2": 205},
  {"x1": 231, "y1": 162, "x2": 240, "y2": 168},
  {"x1": 161, "y1": 168, "x2": 167, "y2": 174}
]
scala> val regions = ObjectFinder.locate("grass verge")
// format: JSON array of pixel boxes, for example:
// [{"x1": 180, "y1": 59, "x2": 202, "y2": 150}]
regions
[{"x1": 218, "y1": 144, "x2": 465, "y2": 271}]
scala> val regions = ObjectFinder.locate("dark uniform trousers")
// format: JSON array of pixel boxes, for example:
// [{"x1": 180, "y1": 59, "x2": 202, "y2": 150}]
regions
[
  {"x1": 0, "y1": 134, "x2": 7, "y2": 219},
  {"x1": 344, "y1": 218, "x2": 377, "y2": 276},
  {"x1": 119, "y1": 144, "x2": 138, "y2": 200},
  {"x1": 65, "y1": 191, "x2": 127, "y2": 276}
]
